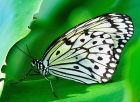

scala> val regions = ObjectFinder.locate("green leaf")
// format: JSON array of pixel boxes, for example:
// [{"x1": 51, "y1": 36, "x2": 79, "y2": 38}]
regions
[
  {"x1": 0, "y1": 0, "x2": 43, "y2": 97},
  {"x1": 1, "y1": 0, "x2": 140, "y2": 102},
  {"x1": 1, "y1": 78, "x2": 125, "y2": 102}
]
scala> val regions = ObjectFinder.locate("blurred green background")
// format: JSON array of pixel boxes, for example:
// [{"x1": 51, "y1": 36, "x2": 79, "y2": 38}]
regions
[{"x1": 1, "y1": 0, "x2": 140, "y2": 102}]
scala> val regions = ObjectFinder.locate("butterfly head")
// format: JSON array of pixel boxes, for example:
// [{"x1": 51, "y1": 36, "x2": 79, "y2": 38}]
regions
[{"x1": 31, "y1": 59, "x2": 45, "y2": 74}]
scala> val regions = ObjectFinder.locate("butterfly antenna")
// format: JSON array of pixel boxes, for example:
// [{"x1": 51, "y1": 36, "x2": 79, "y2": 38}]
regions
[
  {"x1": 15, "y1": 45, "x2": 33, "y2": 60},
  {"x1": 26, "y1": 44, "x2": 34, "y2": 60}
]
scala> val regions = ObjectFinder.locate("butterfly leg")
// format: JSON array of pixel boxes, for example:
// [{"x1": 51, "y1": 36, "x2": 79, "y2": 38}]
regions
[
  {"x1": 44, "y1": 75, "x2": 58, "y2": 98},
  {"x1": 10, "y1": 69, "x2": 40, "y2": 85}
]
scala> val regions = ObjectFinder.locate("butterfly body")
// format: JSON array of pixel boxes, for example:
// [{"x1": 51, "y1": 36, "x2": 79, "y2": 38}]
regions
[{"x1": 31, "y1": 13, "x2": 133, "y2": 85}]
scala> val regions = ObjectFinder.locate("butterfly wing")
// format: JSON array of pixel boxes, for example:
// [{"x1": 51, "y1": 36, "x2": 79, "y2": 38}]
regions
[
  {"x1": 42, "y1": 13, "x2": 133, "y2": 84},
  {"x1": 48, "y1": 31, "x2": 116, "y2": 84},
  {"x1": 89, "y1": 13, "x2": 134, "y2": 63}
]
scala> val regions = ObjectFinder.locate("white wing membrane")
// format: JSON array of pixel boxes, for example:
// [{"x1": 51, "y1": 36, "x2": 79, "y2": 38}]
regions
[
  {"x1": 42, "y1": 13, "x2": 134, "y2": 84},
  {"x1": 48, "y1": 32, "x2": 115, "y2": 83}
]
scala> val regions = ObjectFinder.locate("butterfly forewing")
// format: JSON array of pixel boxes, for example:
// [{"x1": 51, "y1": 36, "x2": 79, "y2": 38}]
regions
[{"x1": 42, "y1": 13, "x2": 133, "y2": 84}]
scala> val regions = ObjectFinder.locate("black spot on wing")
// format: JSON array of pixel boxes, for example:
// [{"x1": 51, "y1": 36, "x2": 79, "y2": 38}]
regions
[
  {"x1": 100, "y1": 35, "x2": 104, "y2": 38},
  {"x1": 64, "y1": 38, "x2": 73, "y2": 45},
  {"x1": 75, "y1": 57, "x2": 78, "y2": 59},
  {"x1": 99, "y1": 47, "x2": 103, "y2": 50},
  {"x1": 92, "y1": 41, "x2": 97, "y2": 44},
  {"x1": 90, "y1": 34, "x2": 96, "y2": 38},
  {"x1": 84, "y1": 29, "x2": 90, "y2": 36},
  {"x1": 107, "y1": 51, "x2": 111, "y2": 55},
  {"x1": 80, "y1": 39, "x2": 85, "y2": 42},
  {"x1": 73, "y1": 66, "x2": 79, "y2": 69},
  {"x1": 98, "y1": 56, "x2": 103, "y2": 60},
  {"x1": 56, "y1": 50, "x2": 60, "y2": 55},
  {"x1": 116, "y1": 35, "x2": 121, "y2": 38},
  {"x1": 94, "y1": 65, "x2": 99, "y2": 69}
]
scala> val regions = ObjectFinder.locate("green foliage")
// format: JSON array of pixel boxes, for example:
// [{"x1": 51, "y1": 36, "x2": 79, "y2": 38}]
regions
[
  {"x1": 0, "y1": 0, "x2": 43, "y2": 97},
  {"x1": 1, "y1": 0, "x2": 140, "y2": 102}
]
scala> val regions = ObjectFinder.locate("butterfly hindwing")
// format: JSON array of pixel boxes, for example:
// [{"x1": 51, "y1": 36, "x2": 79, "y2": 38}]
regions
[{"x1": 42, "y1": 13, "x2": 133, "y2": 84}]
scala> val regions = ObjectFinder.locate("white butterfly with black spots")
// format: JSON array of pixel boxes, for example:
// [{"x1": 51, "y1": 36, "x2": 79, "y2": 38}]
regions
[
  {"x1": 13, "y1": 13, "x2": 134, "y2": 97},
  {"x1": 35, "y1": 13, "x2": 133, "y2": 83}
]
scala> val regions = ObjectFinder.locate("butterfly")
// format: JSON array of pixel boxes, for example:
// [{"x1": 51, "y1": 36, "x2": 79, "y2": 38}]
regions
[{"x1": 12, "y1": 13, "x2": 134, "y2": 97}]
